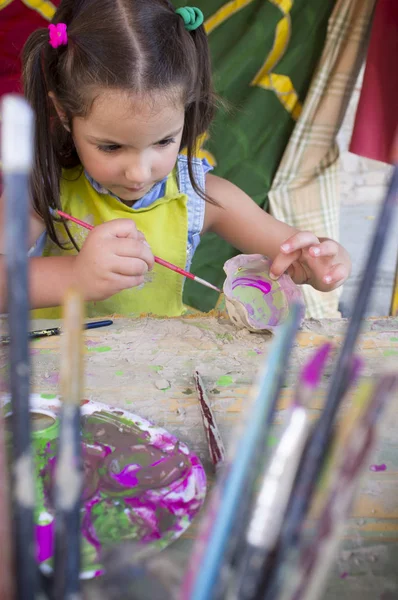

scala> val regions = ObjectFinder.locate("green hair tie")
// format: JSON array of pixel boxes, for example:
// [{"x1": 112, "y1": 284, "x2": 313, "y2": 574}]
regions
[{"x1": 176, "y1": 6, "x2": 204, "y2": 31}]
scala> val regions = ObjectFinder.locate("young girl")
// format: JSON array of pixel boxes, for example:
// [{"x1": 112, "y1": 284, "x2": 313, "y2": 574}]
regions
[{"x1": 0, "y1": 0, "x2": 351, "y2": 318}]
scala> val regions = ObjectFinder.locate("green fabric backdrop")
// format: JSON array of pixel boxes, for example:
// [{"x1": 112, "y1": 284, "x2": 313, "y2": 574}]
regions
[{"x1": 174, "y1": 0, "x2": 336, "y2": 311}]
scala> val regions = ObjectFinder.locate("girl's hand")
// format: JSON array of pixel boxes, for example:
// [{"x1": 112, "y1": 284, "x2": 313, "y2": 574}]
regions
[
  {"x1": 269, "y1": 231, "x2": 351, "y2": 292},
  {"x1": 72, "y1": 219, "x2": 154, "y2": 301}
]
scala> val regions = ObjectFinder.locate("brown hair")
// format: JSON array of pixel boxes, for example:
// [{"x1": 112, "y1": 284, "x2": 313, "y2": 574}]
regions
[{"x1": 22, "y1": 0, "x2": 216, "y2": 248}]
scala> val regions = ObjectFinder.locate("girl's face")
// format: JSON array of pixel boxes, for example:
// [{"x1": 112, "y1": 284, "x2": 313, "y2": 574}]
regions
[{"x1": 71, "y1": 89, "x2": 185, "y2": 203}]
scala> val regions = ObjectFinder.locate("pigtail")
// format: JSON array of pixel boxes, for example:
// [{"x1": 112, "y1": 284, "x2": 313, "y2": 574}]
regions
[
  {"x1": 22, "y1": 30, "x2": 79, "y2": 250},
  {"x1": 179, "y1": 21, "x2": 218, "y2": 205}
]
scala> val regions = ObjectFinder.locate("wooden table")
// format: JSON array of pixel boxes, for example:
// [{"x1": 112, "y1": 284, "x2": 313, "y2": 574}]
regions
[{"x1": 28, "y1": 315, "x2": 398, "y2": 599}]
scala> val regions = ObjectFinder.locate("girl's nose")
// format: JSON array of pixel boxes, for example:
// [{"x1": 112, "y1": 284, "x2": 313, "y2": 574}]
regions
[{"x1": 124, "y1": 157, "x2": 150, "y2": 185}]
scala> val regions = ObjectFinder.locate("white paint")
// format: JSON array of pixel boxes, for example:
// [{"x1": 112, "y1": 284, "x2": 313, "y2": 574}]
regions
[{"x1": 1, "y1": 95, "x2": 34, "y2": 172}]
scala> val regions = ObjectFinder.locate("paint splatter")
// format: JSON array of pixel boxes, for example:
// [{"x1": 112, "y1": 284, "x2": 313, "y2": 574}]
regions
[
  {"x1": 216, "y1": 375, "x2": 234, "y2": 387},
  {"x1": 340, "y1": 572, "x2": 348, "y2": 579},
  {"x1": 390, "y1": 337, "x2": 398, "y2": 342},
  {"x1": 149, "y1": 365, "x2": 163, "y2": 372},
  {"x1": 115, "y1": 371, "x2": 124, "y2": 377},
  {"x1": 247, "y1": 350, "x2": 258, "y2": 357},
  {"x1": 383, "y1": 350, "x2": 398, "y2": 357},
  {"x1": 369, "y1": 463, "x2": 387, "y2": 472},
  {"x1": 154, "y1": 379, "x2": 171, "y2": 391},
  {"x1": 40, "y1": 393, "x2": 57, "y2": 400},
  {"x1": 87, "y1": 346, "x2": 112, "y2": 353}
]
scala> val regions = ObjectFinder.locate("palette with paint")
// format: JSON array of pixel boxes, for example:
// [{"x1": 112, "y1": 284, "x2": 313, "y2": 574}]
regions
[
  {"x1": 223, "y1": 254, "x2": 304, "y2": 333},
  {"x1": 2, "y1": 395, "x2": 206, "y2": 579}
]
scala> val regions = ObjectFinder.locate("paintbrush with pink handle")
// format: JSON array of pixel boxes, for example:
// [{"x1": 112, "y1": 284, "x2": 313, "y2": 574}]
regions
[{"x1": 55, "y1": 210, "x2": 221, "y2": 293}]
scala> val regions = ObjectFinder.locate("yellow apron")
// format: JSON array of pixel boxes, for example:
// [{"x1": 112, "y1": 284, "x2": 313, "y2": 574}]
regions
[{"x1": 32, "y1": 166, "x2": 189, "y2": 318}]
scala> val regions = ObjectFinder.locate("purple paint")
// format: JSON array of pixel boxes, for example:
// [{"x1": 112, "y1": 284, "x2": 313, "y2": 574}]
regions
[
  {"x1": 231, "y1": 277, "x2": 271, "y2": 295},
  {"x1": 340, "y1": 572, "x2": 348, "y2": 579},
  {"x1": 369, "y1": 463, "x2": 387, "y2": 472},
  {"x1": 36, "y1": 522, "x2": 54, "y2": 562}
]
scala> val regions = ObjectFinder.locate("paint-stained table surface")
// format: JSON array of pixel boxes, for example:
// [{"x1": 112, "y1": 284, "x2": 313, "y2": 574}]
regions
[{"x1": 27, "y1": 316, "x2": 398, "y2": 598}]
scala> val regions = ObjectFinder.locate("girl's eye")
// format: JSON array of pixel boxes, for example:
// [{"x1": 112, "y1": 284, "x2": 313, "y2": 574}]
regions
[
  {"x1": 97, "y1": 144, "x2": 121, "y2": 153},
  {"x1": 156, "y1": 137, "x2": 176, "y2": 148}
]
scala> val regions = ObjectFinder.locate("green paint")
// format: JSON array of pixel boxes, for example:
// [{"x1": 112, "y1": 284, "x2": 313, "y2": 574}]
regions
[
  {"x1": 267, "y1": 435, "x2": 278, "y2": 447},
  {"x1": 87, "y1": 346, "x2": 112, "y2": 353},
  {"x1": 383, "y1": 350, "x2": 398, "y2": 357},
  {"x1": 125, "y1": 400, "x2": 133, "y2": 405},
  {"x1": 115, "y1": 371, "x2": 124, "y2": 376},
  {"x1": 149, "y1": 365, "x2": 163, "y2": 372},
  {"x1": 247, "y1": 350, "x2": 258, "y2": 357},
  {"x1": 390, "y1": 337, "x2": 398, "y2": 342},
  {"x1": 215, "y1": 332, "x2": 234, "y2": 342},
  {"x1": 216, "y1": 375, "x2": 234, "y2": 387},
  {"x1": 182, "y1": 388, "x2": 193, "y2": 395},
  {"x1": 40, "y1": 349, "x2": 52, "y2": 354},
  {"x1": 40, "y1": 393, "x2": 57, "y2": 400}
]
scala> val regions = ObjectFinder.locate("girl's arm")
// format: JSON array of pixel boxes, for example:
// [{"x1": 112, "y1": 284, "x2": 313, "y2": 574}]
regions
[{"x1": 204, "y1": 174, "x2": 351, "y2": 292}]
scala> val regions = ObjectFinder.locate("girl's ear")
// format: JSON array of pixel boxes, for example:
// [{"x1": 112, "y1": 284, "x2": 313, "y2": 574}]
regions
[{"x1": 48, "y1": 91, "x2": 70, "y2": 131}]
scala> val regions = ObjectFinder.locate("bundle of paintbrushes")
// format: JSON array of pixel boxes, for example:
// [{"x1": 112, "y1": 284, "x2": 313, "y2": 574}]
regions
[
  {"x1": 181, "y1": 163, "x2": 398, "y2": 600},
  {"x1": 1, "y1": 95, "x2": 85, "y2": 600}
]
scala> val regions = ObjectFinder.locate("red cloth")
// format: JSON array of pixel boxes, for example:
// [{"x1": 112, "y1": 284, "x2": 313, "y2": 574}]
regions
[
  {"x1": 349, "y1": 0, "x2": 398, "y2": 165},
  {"x1": 0, "y1": 0, "x2": 60, "y2": 97}
]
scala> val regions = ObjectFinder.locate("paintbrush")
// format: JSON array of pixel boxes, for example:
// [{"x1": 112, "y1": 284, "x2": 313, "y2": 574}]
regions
[
  {"x1": 284, "y1": 374, "x2": 398, "y2": 600},
  {"x1": 180, "y1": 303, "x2": 303, "y2": 600},
  {"x1": 260, "y1": 165, "x2": 398, "y2": 600},
  {"x1": 229, "y1": 343, "x2": 332, "y2": 600},
  {"x1": 2, "y1": 94, "x2": 38, "y2": 599},
  {"x1": 1, "y1": 319, "x2": 113, "y2": 344},
  {"x1": 53, "y1": 288, "x2": 84, "y2": 600},
  {"x1": 0, "y1": 411, "x2": 14, "y2": 600},
  {"x1": 194, "y1": 370, "x2": 226, "y2": 470},
  {"x1": 55, "y1": 210, "x2": 221, "y2": 294}
]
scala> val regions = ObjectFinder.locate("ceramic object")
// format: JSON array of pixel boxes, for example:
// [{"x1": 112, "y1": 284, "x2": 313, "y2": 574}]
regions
[
  {"x1": 223, "y1": 254, "x2": 304, "y2": 333},
  {"x1": 2, "y1": 395, "x2": 207, "y2": 579}
]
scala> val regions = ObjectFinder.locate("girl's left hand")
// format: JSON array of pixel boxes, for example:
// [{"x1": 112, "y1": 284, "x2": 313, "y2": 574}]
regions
[{"x1": 269, "y1": 231, "x2": 351, "y2": 292}]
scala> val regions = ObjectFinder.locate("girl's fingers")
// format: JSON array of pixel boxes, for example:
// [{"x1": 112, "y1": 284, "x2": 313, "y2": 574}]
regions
[
  {"x1": 269, "y1": 249, "x2": 301, "y2": 279},
  {"x1": 309, "y1": 240, "x2": 338, "y2": 258},
  {"x1": 280, "y1": 231, "x2": 320, "y2": 254},
  {"x1": 323, "y1": 263, "x2": 347, "y2": 286}
]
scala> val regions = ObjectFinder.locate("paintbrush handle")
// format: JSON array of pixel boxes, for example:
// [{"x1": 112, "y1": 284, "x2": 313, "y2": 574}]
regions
[
  {"x1": 54, "y1": 289, "x2": 84, "y2": 600},
  {"x1": 194, "y1": 371, "x2": 226, "y2": 469},
  {"x1": 2, "y1": 94, "x2": 37, "y2": 600},
  {"x1": 56, "y1": 210, "x2": 221, "y2": 293}
]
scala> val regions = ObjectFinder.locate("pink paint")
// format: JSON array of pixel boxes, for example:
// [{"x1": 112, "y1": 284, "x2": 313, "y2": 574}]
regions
[
  {"x1": 369, "y1": 463, "x2": 387, "y2": 472},
  {"x1": 231, "y1": 277, "x2": 271, "y2": 295},
  {"x1": 36, "y1": 522, "x2": 54, "y2": 562},
  {"x1": 340, "y1": 572, "x2": 348, "y2": 579}
]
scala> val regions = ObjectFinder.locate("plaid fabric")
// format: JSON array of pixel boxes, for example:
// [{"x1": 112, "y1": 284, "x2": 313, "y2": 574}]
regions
[{"x1": 268, "y1": 0, "x2": 376, "y2": 318}]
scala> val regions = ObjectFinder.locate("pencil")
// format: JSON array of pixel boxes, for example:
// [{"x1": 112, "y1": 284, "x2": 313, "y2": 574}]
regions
[
  {"x1": 56, "y1": 210, "x2": 221, "y2": 293},
  {"x1": 182, "y1": 303, "x2": 303, "y2": 600},
  {"x1": 53, "y1": 288, "x2": 84, "y2": 600},
  {"x1": 2, "y1": 94, "x2": 37, "y2": 600},
  {"x1": 194, "y1": 370, "x2": 226, "y2": 470}
]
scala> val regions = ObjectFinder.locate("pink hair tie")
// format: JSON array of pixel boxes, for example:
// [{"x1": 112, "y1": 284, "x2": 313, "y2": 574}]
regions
[{"x1": 48, "y1": 23, "x2": 68, "y2": 48}]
